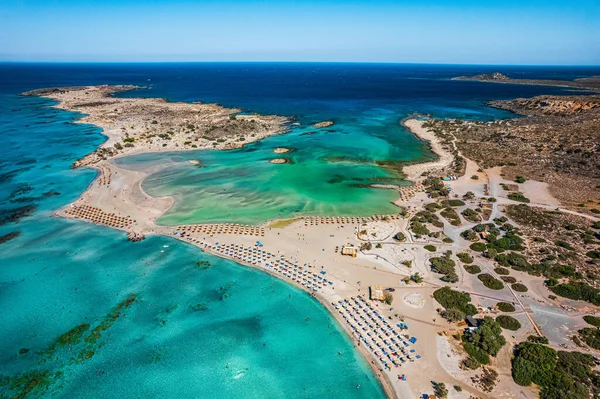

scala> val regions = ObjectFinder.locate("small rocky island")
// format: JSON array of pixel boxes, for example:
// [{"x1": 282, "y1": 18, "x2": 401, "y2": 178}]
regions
[
  {"x1": 312, "y1": 121, "x2": 334, "y2": 128},
  {"x1": 453, "y1": 72, "x2": 600, "y2": 91}
]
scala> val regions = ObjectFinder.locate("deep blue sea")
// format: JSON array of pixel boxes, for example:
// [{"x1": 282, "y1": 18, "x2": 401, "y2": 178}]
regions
[{"x1": 1, "y1": 63, "x2": 599, "y2": 398}]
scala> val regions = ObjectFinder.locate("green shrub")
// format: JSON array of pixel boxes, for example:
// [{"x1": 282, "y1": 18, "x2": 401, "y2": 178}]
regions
[
  {"x1": 527, "y1": 335, "x2": 549, "y2": 344},
  {"x1": 463, "y1": 356, "x2": 481, "y2": 369},
  {"x1": 555, "y1": 240, "x2": 574, "y2": 250},
  {"x1": 494, "y1": 267, "x2": 510, "y2": 275},
  {"x1": 464, "y1": 265, "x2": 481, "y2": 274},
  {"x1": 410, "y1": 220, "x2": 430, "y2": 237},
  {"x1": 461, "y1": 229, "x2": 478, "y2": 241},
  {"x1": 583, "y1": 315, "x2": 600, "y2": 327},
  {"x1": 443, "y1": 308, "x2": 465, "y2": 322},
  {"x1": 462, "y1": 316, "x2": 506, "y2": 359},
  {"x1": 457, "y1": 252, "x2": 473, "y2": 264},
  {"x1": 508, "y1": 193, "x2": 530, "y2": 203},
  {"x1": 433, "y1": 287, "x2": 477, "y2": 315},
  {"x1": 496, "y1": 302, "x2": 516, "y2": 312},
  {"x1": 394, "y1": 232, "x2": 406, "y2": 242},
  {"x1": 511, "y1": 283, "x2": 528, "y2": 292},
  {"x1": 586, "y1": 251, "x2": 600, "y2": 259},
  {"x1": 430, "y1": 257, "x2": 456, "y2": 275},
  {"x1": 511, "y1": 342, "x2": 557, "y2": 386},
  {"x1": 496, "y1": 315, "x2": 521, "y2": 331},
  {"x1": 515, "y1": 176, "x2": 526, "y2": 183},
  {"x1": 579, "y1": 328, "x2": 600, "y2": 349},
  {"x1": 463, "y1": 342, "x2": 490, "y2": 364},
  {"x1": 470, "y1": 242, "x2": 487, "y2": 252},
  {"x1": 442, "y1": 199, "x2": 465, "y2": 207},
  {"x1": 424, "y1": 245, "x2": 436, "y2": 252},
  {"x1": 478, "y1": 274, "x2": 505, "y2": 290},
  {"x1": 462, "y1": 208, "x2": 480, "y2": 222},
  {"x1": 550, "y1": 281, "x2": 600, "y2": 305},
  {"x1": 500, "y1": 276, "x2": 517, "y2": 283}
]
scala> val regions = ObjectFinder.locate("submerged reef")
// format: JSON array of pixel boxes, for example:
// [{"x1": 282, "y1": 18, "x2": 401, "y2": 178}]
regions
[
  {"x1": 0, "y1": 205, "x2": 37, "y2": 226},
  {"x1": 0, "y1": 294, "x2": 138, "y2": 399},
  {"x1": 0, "y1": 231, "x2": 21, "y2": 245}
]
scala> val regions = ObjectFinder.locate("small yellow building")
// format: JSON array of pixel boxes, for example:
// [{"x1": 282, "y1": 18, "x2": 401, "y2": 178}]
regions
[
  {"x1": 370, "y1": 285, "x2": 385, "y2": 301},
  {"x1": 341, "y1": 245, "x2": 357, "y2": 257}
]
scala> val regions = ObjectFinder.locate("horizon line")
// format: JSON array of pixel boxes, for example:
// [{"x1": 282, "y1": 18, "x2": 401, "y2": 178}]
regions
[{"x1": 1, "y1": 60, "x2": 600, "y2": 68}]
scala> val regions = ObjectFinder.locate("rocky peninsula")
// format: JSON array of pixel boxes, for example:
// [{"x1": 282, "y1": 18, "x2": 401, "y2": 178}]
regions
[{"x1": 23, "y1": 85, "x2": 289, "y2": 168}]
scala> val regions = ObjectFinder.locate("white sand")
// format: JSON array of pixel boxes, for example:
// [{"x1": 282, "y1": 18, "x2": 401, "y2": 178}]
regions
[{"x1": 402, "y1": 119, "x2": 454, "y2": 182}]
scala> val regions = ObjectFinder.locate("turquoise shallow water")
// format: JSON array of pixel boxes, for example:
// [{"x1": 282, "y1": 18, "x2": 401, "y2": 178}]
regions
[
  {"x1": 0, "y1": 85, "x2": 383, "y2": 398},
  {"x1": 115, "y1": 112, "x2": 424, "y2": 225},
  {"x1": 2, "y1": 63, "x2": 599, "y2": 398}
]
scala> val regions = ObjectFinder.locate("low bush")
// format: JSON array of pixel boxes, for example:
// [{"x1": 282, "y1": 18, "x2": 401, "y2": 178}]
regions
[
  {"x1": 470, "y1": 242, "x2": 487, "y2": 252},
  {"x1": 462, "y1": 316, "x2": 506, "y2": 361},
  {"x1": 500, "y1": 276, "x2": 517, "y2": 283},
  {"x1": 424, "y1": 245, "x2": 436, "y2": 252},
  {"x1": 496, "y1": 315, "x2": 521, "y2": 331},
  {"x1": 579, "y1": 328, "x2": 600, "y2": 349},
  {"x1": 508, "y1": 193, "x2": 530, "y2": 203},
  {"x1": 478, "y1": 274, "x2": 504, "y2": 290},
  {"x1": 496, "y1": 302, "x2": 515, "y2": 312},
  {"x1": 394, "y1": 232, "x2": 406, "y2": 242},
  {"x1": 457, "y1": 252, "x2": 473, "y2": 264},
  {"x1": 527, "y1": 335, "x2": 549, "y2": 344},
  {"x1": 433, "y1": 287, "x2": 477, "y2": 316},
  {"x1": 430, "y1": 257, "x2": 456, "y2": 275},
  {"x1": 462, "y1": 208, "x2": 480, "y2": 223},
  {"x1": 494, "y1": 267, "x2": 510, "y2": 275},
  {"x1": 511, "y1": 283, "x2": 528, "y2": 292},
  {"x1": 463, "y1": 356, "x2": 481, "y2": 369},
  {"x1": 464, "y1": 265, "x2": 481, "y2": 274},
  {"x1": 583, "y1": 315, "x2": 600, "y2": 327},
  {"x1": 442, "y1": 199, "x2": 465, "y2": 207},
  {"x1": 463, "y1": 342, "x2": 490, "y2": 365},
  {"x1": 550, "y1": 281, "x2": 600, "y2": 305}
]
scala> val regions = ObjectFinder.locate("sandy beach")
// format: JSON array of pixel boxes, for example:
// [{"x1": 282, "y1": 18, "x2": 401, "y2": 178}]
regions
[{"x1": 401, "y1": 119, "x2": 454, "y2": 183}]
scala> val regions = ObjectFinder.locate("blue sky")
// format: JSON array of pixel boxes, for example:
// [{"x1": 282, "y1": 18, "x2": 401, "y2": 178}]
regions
[{"x1": 1, "y1": 0, "x2": 599, "y2": 64}]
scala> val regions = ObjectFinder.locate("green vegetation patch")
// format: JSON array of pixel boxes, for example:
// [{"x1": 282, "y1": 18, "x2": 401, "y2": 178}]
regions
[
  {"x1": 494, "y1": 267, "x2": 510, "y2": 275},
  {"x1": 583, "y1": 315, "x2": 600, "y2": 327},
  {"x1": 440, "y1": 207, "x2": 461, "y2": 226},
  {"x1": 550, "y1": 281, "x2": 600, "y2": 305},
  {"x1": 478, "y1": 274, "x2": 504, "y2": 290},
  {"x1": 457, "y1": 252, "x2": 473, "y2": 264},
  {"x1": 512, "y1": 342, "x2": 594, "y2": 398},
  {"x1": 579, "y1": 328, "x2": 600, "y2": 350},
  {"x1": 496, "y1": 315, "x2": 521, "y2": 331},
  {"x1": 461, "y1": 208, "x2": 481, "y2": 223},
  {"x1": 496, "y1": 302, "x2": 516, "y2": 312},
  {"x1": 511, "y1": 283, "x2": 528, "y2": 292},
  {"x1": 470, "y1": 242, "x2": 487, "y2": 252},
  {"x1": 462, "y1": 316, "x2": 506, "y2": 364},
  {"x1": 394, "y1": 232, "x2": 406, "y2": 242},
  {"x1": 508, "y1": 192, "x2": 530, "y2": 203},
  {"x1": 424, "y1": 245, "x2": 436, "y2": 252},
  {"x1": 442, "y1": 199, "x2": 465, "y2": 207},
  {"x1": 464, "y1": 265, "x2": 481, "y2": 274},
  {"x1": 433, "y1": 287, "x2": 477, "y2": 316},
  {"x1": 430, "y1": 256, "x2": 457, "y2": 282}
]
